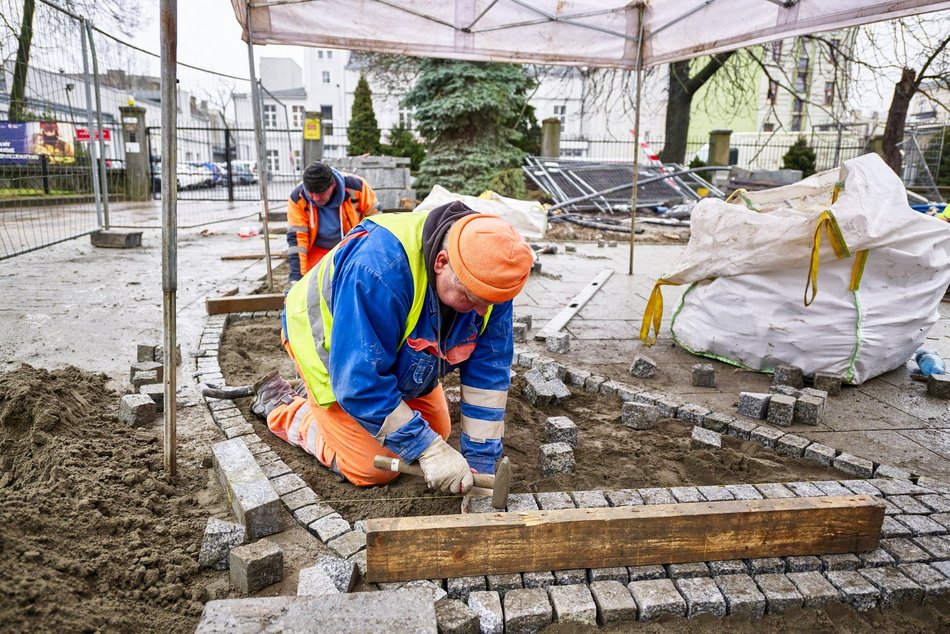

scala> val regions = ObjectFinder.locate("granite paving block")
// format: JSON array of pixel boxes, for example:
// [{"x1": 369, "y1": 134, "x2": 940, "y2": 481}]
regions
[
  {"x1": 297, "y1": 565, "x2": 340, "y2": 596},
  {"x1": 270, "y1": 473, "x2": 307, "y2": 496},
  {"x1": 315, "y1": 555, "x2": 359, "y2": 593},
  {"x1": 468, "y1": 590, "x2": 503, "y2": 634},
  {"x1": 506, "y1": 493, "x2": 540, "y2": 512},
  {"x1": 747, "y1": 558, "x2": 785, "y2": 575},
  {"x1": 195, "y1": 590, "x2": 436, "y2": 633},
  {"x1": 708, "y1": 560, "x2": 748, "y2": 576},
  {"x1": 310, "y1": 513, "x2": 351, "y2": 543},
  {"x1": 547, "y1": 584, "x2": 596, "y2": 625},
  {"x1": 773, "y1": 364, "x2": 804, "y2": 388},
  {"x1": 874, "y1": 464, "x2": 913, "y2": 480},
  {"x1": 448, "y1": 576, "x2": 487, "y2": 602},
  {"x1": 632, "y1": 391, "x2": 662, "y2": 406},
  {"x1": 770, "y1": 385, "x2": 802, "y2": 398},
  {"x1": 139, "y1": 383, "x2": 165, "y2": 411},
  {"x1": 629, "y1": 354, "x2": 657, "y2": 378},
  {"x1": 793, "y1": 395, "x2": 823, "y2": 425},
  {"x1": 523, "y1": 368, "x2": 554, "y2": 405},
  {"x1": 547, "y1": 379, "x2": 571, "y2": 403},
  {"x1": 670, "y1": 486, "x2": 704, "y2": 503},
  {"x1": 691, "y1": 363, "x2": 716, "y2": 388},
  {"x1": 327, "y1": 529, "x2": 366, "y2": 559},
  {"x1": 916, "y1": 478, "x2": 950, "y2": 494},
  {"x1": 522, "y1": 571, "x2": 556, "y2": 589},
  {"x1": 292, "y1": 501, "x2": 334, "y2": 524},
  {"x1": 813, "y1": 372, "x2": 843, "y2": 396},
  {"x1": 933, "y1": 560, "x2": 950, "y2": 579},
  {"x1": 537, "y1": 491, "x2": 576, "y2": 510},
  {"x1": 639, "y1": 488, "x2": 676, "y2": 505},
  {"x1": 914, "y1": 535, "x2": 950, "y2": 559},
  {"x1": 726, "y1": 484, "x2": 763, "y2": 500},
  {"x1": 627, "y1": 565, "x2": 667, "y2": 581},
  {"x1": 727, "y1": 418, "x2": 759, "y2": 439},
  {"x1": 785, "y1": 481, "x2": 824, "y2": 498},
  {"x1": 880, "y1": 538, "x2": 931, "y2": 563},
  {"x1": 756, "y1": 483, "x2": 796, "y2": 499},
  {"x1": 833, "y1": 453, "x2": 875, "y2": 478},
  {"x1": 766, "y1": 395, "x2": 796, "y2": 427},
  {"x1": 229, "y1": 539, "x2": 283, "y2": 593},
  {"x1": 588, "y1": 567, "x2": 629, "y2": 584},
  {"x1": 348, "y1": 550, "x2": 367, "y2": 577},
  {"x1": 615, "y1": 385, "x2": 642, "y2": 402},
  {"x1": 932, "y1": 513, "x2": 950, "y2": 531},
  {"x1": 223, "y1": 423, "x2": 255, "y2": 439},
  {"x1": 628, "y1": 579, "x2": 687, "y2": 621},
  {"x1": 714, "y1": 574, "x2": 766, "y2": 617},
  {"x1": 212, "y1": 439, "x2": 281, "y2": 540},
  {"x1": 486, "y1": 573, "x2": 523, "y2": 598},
  {"x1": 504, "y1": 588, "x2": 552, "y2": 634},
  {"x1": 775, "y1": 434, "x2": 811, "y2": 457},
  {"x1": 435, "y1": 599, "x2": 480, "y2": 634},
  {"x1": 466, "y1": 496, "x2": 497, "y2": 514},
  {"x1": 512, "y1": 322, "x2": 528, "y2": 344},
  {"x1": 820, "y1": 553, "x2": 862, "y2": 571},
  {"x1": 918, "y1": 494, "x2": 950, "y2": 513},
  {"x1": 702, "y1": 412, "x2": 735, "y2": 433},
  {"x1": 589, "y1": 580, "x2": 637, "y2": 625},
  {"x1": 565, "y1": 367, "x2": 591, "y2": 388},
  {"x1": 784, "y1": 556, "x2": 823, "y2": 573},
  {"x1": 621, "y1": 402, "x2": 660, "y2": 430},
  {"x1": 261, "y1": 459, "x2": 292, "y2": 479},
  {"x1": 697, "y1": 485, "x2": 735, "y2": 501},
  {"x1": 675, "y1": 577, "x2": 727, "y2": 617},
  {"x1": 754, "y1": 574, "x2": 803, "y2": 613},
  {"x1": 572, "y1": 490, "x2": 609, "y2": 508},
  {"x1": 676, "y1": 403, "x2": 711, "y2": 426},
  {"x1": 812, "y1": 480, "x2": 852, "y2": 496},
  {"x1": 540, "y1": 442, "x2": 575, "y2": 476},
  {"x1": 751, "y1": 425, "x2": 786, "y2": 447},
  {"x1": 858, "y1": 548, "x2": 896, "y2": 568},
  {"x1": 198, "y1": 517, "x2": 246, "y2": 570},
  {"x1": 896, "y1": 514, "x2": 947, "y2": 537},
  {"x1": 654, "y1": 397, "x2": 683, "y2": 419},
  {"x1": 896, "y1": 563, "x2": 950, "y2": 600},
  {"x1": 690, "y1": 426, "x2": 721, "y2": 450},
  {"x1": 859, "y1": 567, "x2": 924, "y2": 607},
  {"x1": 666, "y1": 562, "x2": 709, "y2": 579},
  {"x1": 545, "y1": 416, "x2": 577, "y2": 447},
  {"x1": 606, "y1": 489, "x2": 643, "y2": 506},
  {"x1": 841, "y1": 480, "x2": 883, "y2": 496},
  {"x1": 787, "y1": 571, "x2": 840, "y2": 607},
  {"x1": 889, "y1": 495, "x2": 933, "y2": 515},
  {"x1": 803, "y1": 443, "x2": 837, "y2": 466},
  {"x1": 545, "y1": 333, "x2": 571, "y2": 354},
  {"x1": 518, "y1": 351, "x2": 538, "y2": 369},
  {"x1": 584, "y1": 375, "x2": 606, "y2": 392},
  {"x1": 824, "y1": 570, "x2": 880, "y2": 611},
  {"x1": 403, "y1": 580, "x2": 448, "y2": 602},
  {"x1": 869, "y1": 478, "x2": 928, "y2": 496},
  {"x1": 553, "y1": 569, "x2": 587, "y2": 585},
  {"x1": 119, "y1": 393, "x2": 157, "y2": 427},
  {"x1": 599, "y1": 380, "x2": 623, "y2": 396},
  {"x1": 927, "y1": 374, "x2": 950, "y2": 399}
]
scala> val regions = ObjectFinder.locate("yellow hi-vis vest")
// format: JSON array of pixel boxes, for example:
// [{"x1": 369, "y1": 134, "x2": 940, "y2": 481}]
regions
[{"x1": 283, "y1": 213, "x2": 492, "y2": 408}]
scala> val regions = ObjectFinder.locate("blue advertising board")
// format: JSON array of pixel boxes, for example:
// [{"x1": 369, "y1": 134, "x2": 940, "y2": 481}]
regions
[{"x1": 0, "y1": 121, "x2": 76, "y2": 164}]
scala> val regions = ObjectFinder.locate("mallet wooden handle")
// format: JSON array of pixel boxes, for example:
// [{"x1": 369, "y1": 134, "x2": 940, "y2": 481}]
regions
[{"x1": 373, "y1": 455, "x2": 495, "y2": 489}]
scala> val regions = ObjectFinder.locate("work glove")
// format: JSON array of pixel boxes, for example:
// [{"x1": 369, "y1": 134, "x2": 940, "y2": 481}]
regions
[
  {"x1": 461, "y1": 480, "x2": 493, "y2": 514},
  {"x1": 418, "y1": 437, "x2": 474, "y2": 494}
]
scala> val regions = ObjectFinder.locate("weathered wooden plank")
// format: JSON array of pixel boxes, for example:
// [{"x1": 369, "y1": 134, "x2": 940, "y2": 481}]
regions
[
  {"x1": 365, "y1": 495, "x2": 883, "y2": 582},
  {"x1": 205, "y1": 294, "x2": 285, "y2": 315},
  {"x1": 534, "y1": 269, "x2": 613, "y2": 340}
]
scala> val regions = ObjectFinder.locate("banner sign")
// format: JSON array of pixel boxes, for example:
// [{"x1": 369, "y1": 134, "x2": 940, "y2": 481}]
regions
[
  {"x1": 76, "y1": 128, "x2": 112, "y2": 143},
  {"x1": 0, "y1": 121, "x2": 76, "y2": 164}
]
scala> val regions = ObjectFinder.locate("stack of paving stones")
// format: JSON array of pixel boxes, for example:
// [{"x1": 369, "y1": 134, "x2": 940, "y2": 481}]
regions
[
  {"x1": 195, "y1": 315, "x2": 950, "y2": 629},
  {"x1": 120, "y1": 342, "x2": 184, "y2": 425}
]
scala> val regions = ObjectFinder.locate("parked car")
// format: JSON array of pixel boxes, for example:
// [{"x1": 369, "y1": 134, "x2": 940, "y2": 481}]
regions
[
  {"x1": 231, "y1": 160, "x2": 258, "y2": 185},
  {"x1": 150, "y1": 162, "x2": 208, "y2": 191}
]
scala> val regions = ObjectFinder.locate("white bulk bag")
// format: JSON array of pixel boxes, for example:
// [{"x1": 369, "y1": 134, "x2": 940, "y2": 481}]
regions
[
  {"x1": 641, "y1": 153, "x2": 950, "y2": 384},
  {"x1": 413, "y1": 185, "x2": 548, "y2": 239}
]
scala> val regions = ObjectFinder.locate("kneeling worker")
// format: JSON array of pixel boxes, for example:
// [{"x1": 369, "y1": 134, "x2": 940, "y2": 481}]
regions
[{"x1": 253, "y1": 201, "x2": 534, "y2": 498}]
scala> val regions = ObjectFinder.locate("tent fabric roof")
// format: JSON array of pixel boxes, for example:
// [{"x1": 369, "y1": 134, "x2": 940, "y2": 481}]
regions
[{"x1": 231, "y1": 0, "x2": 950, "y2": 69}]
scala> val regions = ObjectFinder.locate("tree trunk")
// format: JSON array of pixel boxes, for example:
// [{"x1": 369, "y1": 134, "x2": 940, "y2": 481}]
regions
[
  {"x1": 10, "y1": 0, "x2": 36, "y2": 122},
  {"x1": 659, "y1": 61, "x2": 691, "y2": 164},
  {"x1": 882, "y1": 67, "x2": 916, "y2": 176}
]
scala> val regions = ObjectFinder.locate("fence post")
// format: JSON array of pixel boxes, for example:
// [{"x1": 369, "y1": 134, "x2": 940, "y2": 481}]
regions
[
  {"x1": 85, "y1": 22, "x2": 110, "y2": 228},
  {"x1": 120, "y1": 105, "x2": 149, "y2": 201},
  {"x1": 302, "y1": 110, "x2": 324, "y2": 165},
  {"x1": 541, "y1": 118, "x2": 561, "y2": 158},
  {"x1": 708, "y1": 129, "x2": 732, "y2": 166},
  {"x1": 225, "y1": 128, "x2": 234, "y2": 202},
  {"x1": 40, "y1": 154, "x2": 50, "y2": 194},
  {"x1": 80, "y1": 18, "x2": 103, "y2": 228}
]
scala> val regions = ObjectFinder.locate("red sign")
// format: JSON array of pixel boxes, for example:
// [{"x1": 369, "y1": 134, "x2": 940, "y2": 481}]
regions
[{"x1": 76, "y1": 128, "x2": 111, "y2": 142}]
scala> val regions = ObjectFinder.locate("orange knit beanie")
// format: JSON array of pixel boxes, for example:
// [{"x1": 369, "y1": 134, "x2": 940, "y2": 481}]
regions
[{"x1": 447, "y1": 214, "x2": 534, "y2": 303}]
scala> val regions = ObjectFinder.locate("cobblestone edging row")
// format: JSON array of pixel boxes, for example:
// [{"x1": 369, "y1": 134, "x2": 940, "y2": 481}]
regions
[{"x1": 195, "y1": 312, "x2": 950, "y2": 630}]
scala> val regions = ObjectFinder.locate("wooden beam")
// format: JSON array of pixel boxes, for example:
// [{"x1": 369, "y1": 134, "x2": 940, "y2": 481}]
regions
[
  {"x1": 365, "y1": 495, "x2": 883, "y2": 582},
  {"x1": 205, "y1": 294, "x2": 285, "y2": 315},
  {"x1": 535, "y1": 269, "x2": 613, "y2": 340}
]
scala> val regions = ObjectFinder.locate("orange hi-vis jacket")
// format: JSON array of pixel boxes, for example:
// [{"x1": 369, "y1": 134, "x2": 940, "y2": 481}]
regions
[{"x1": 286, "y1": 168, "x2": 380, "y2": 282}]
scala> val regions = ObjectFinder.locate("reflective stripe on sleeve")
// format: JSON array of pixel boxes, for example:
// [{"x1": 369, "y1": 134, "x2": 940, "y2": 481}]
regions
[
  {"x1": 460, "y1": 415, "x2": 504, "y2": 441},
  {"x1": 461, "y1": 384, "x2": 508, "y2": 409},
  {"x1": 288, "y1": 245, "x2": 306, "y2": 255},
  {"x1": 288, "y1": 224, "x2": 309, "y2": 232},
  {"x1": 376, "y1": 400, "x2": 415, "y2": 441}
]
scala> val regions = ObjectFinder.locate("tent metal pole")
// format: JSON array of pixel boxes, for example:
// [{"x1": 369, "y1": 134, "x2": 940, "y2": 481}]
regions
[
  {"x1": 160, "y1": 0, "x2": 178, "y2": 476},
  {"x1": 628, "y1": 4, "x2": 645, "y2": 276},
  {"x1": 246, "y1": 7, "x2": 275, "y2": 291}
]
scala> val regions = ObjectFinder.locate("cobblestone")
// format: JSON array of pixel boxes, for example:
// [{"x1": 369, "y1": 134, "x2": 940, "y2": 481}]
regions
[
  {"x1": 536, "y1": 491, "x2": 576, "y2": 510},
  {"x1": 605, "y1": 489, "x2": 643, "y2": 506},
  {"x1": 859, "y1": 567, "x2": 924, "y2": 607},
  {"x1": 486, "y1": 573, "x2": 523, "y2": 598},
  {"x1": 766, "y1": 395, "x2": 796, "y2": 427},
  {"x1": 675, "y1": 577, "x2": 727, "y2": 617},
  {"x1": 895, "y1": 514, "x2": 947, "y2": 536},
  {"x1": 522, "y1": 571, "x2": 556, "y2": 589},
  {"x1": 547, "y1": 584, "x2": 596, "y2": 625},
  {"x1": 725, "y1": 484, "x2": 763, "y2": 500},
  {"x1": 467, "y1": 591, "x2": 503, "y2": 634},
  {"x1": 914, "y1": 535, "x2": 950, "y2": 559},
  {"x1": 707, "y1": 560, "x2": 748, "y2": 576},
  {"x1": 783, "y1": 556, "x2": 822, "y2": 573},
  {"x1": 787, "y1": 571, "x2": 840, "y2": 607},
  {"x1": 880, "y1": 538, "x2": 932, "y2": 563},
  {"x1": 737, "y1": 392, "x2": 770, "y2": 419},
  {"x1": 714, "y1": 574, "x2": 766, "y2": 617},
  {"x1": 628, "y1": 579, "x2": 686, "y2": 621},
  {"x1": 824, "y1": 570, "x2": 880, "y2": 611},
  {"x1": 755, "y1": 483, "x2": 796, "y2": 499},
  {"x1": 627, "y1": 565, "x2": 667, "y2": 581},
  {"x1": 896, "y1": 563, "x2": 950, "y2": 600},
  {"x1": 448, "y1": 576, "x2": 487, "y2": 602},
  {"x1": 435, "y1": 599, "x2": 479, "y2": 634},
  {"x1": 571, "y1": 490, "x2": 609, "y2": 508},
  {"x1": 746, "y1": 558, "x2": 785, "y2": 575},
  {"x1": 750, "y1": 425, "x2": 786, "y2": 447},
  {"x1": 639, "y1": 488, "x2": 676, "y2": 505},
  {"x1": 503, "y1": 588, "x2": 552, "y2": 634},
  {"x1": 857, "y1": 548, "x2": 896, "y2": 568},
  {"x1": 803, "y1": 442, "x2": 837, "y2": 465},
  {"x1": 665, "y1": 562, "x2": 709, "y2": 579},
  {"x1": 754, "y1": 574, "x2": 803, "y2": 613},
  {"x1": 589, "y1": 580, "x2": 637, "y2": 625},
  {"x1": 820, "y1": 553, "x2": 862, "y2": 571},
  {"x1": 670, "y1": 486, "x2": 704, "y2": 503}
]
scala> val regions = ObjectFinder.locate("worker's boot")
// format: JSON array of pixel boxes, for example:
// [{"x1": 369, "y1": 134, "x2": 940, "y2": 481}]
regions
[{"x1": 251, "y1": 369, "x2": 295, "y2": 419}]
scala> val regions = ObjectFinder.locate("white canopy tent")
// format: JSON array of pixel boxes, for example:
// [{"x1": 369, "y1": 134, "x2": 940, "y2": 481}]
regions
[{"x1": 155, "y1": 0, "x2": 950, "y2": 472}]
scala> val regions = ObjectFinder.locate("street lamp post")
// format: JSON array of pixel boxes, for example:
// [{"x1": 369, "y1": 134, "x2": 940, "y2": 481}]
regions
[{"x1": 64, "y1": 83, "x2": 75, "y2": 122}]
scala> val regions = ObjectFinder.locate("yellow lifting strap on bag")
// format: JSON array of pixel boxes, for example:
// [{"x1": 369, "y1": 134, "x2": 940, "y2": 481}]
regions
[
  {"x1": 640, "y1": 279, "x2": 679, "y2": 345},
  {"x1": 804, "y1": 210, "x2": 852, "y2": 307}
]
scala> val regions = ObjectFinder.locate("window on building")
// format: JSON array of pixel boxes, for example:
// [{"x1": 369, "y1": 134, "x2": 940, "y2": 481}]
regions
[
  {"x1": 766, "y1": 80, "x2": 778, "y2": 105},
  {"x1": 795, "y1": 72, "x2": 807, "y2": 93},
  {"x1": 322, "y1": 71, "x2": 331, "y2": 84},
  {"x1": 267, "y1": 149, "x2": 279, "y2": 173},
  {"x1": 771, "y1": 40, "x2": 783, "y2": 62},
  {"x1": 826, "y1": 38, "x2": 840, "y2": 64},
  {"x1": 326, "y1": 50, "x2": 333, "y2": 59},
  {"x1": 292, "y1": 105, "x2": 305, "y2": 128},
  {"x1": 263, "y1": 104, "x2": 277, "y2": 128},
  {"x1": 824, "y1": 82, "x2": 834, "y2": 106},
  {"x1": 293, "y1": 149, "x2": 302, "y2": 170},
  {"x1": 320, "y1": 105, "x2": 334, "y2": 135},
  {"x1": 762, "y1": 122, "x2": 775, "y2": 132},
  {"x1": 791, "y1": 115, "x2": 802, "y2": 132},
  {"x1": 318, "y1": 51, "x2": 324, "y2": 59},
  {"x1": 553, "y1": 104, "x2": 567, "y2": 124},
  {"x1": 398, "y1": 108, "x2": 413, "y2": 128},
  {"x1": 793, "y1": 97, "x2": 804, "y2": 113},
  {"x1": 797, "y1": 53, "x2": 809, "y2": 71}
]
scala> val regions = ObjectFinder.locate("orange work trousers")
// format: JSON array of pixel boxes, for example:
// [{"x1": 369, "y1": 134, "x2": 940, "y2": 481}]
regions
[{"x1": 267, "y1": 334, "x2": 450, "y2": 486}]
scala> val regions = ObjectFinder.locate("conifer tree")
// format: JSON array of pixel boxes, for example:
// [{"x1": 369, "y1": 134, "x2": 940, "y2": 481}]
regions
[
  {"x1": 782, "y1": 137, "x2": 817, "y2": 177},
  {"x1": 347, "y1": 74, "x2": 380, "y2": 155}
]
